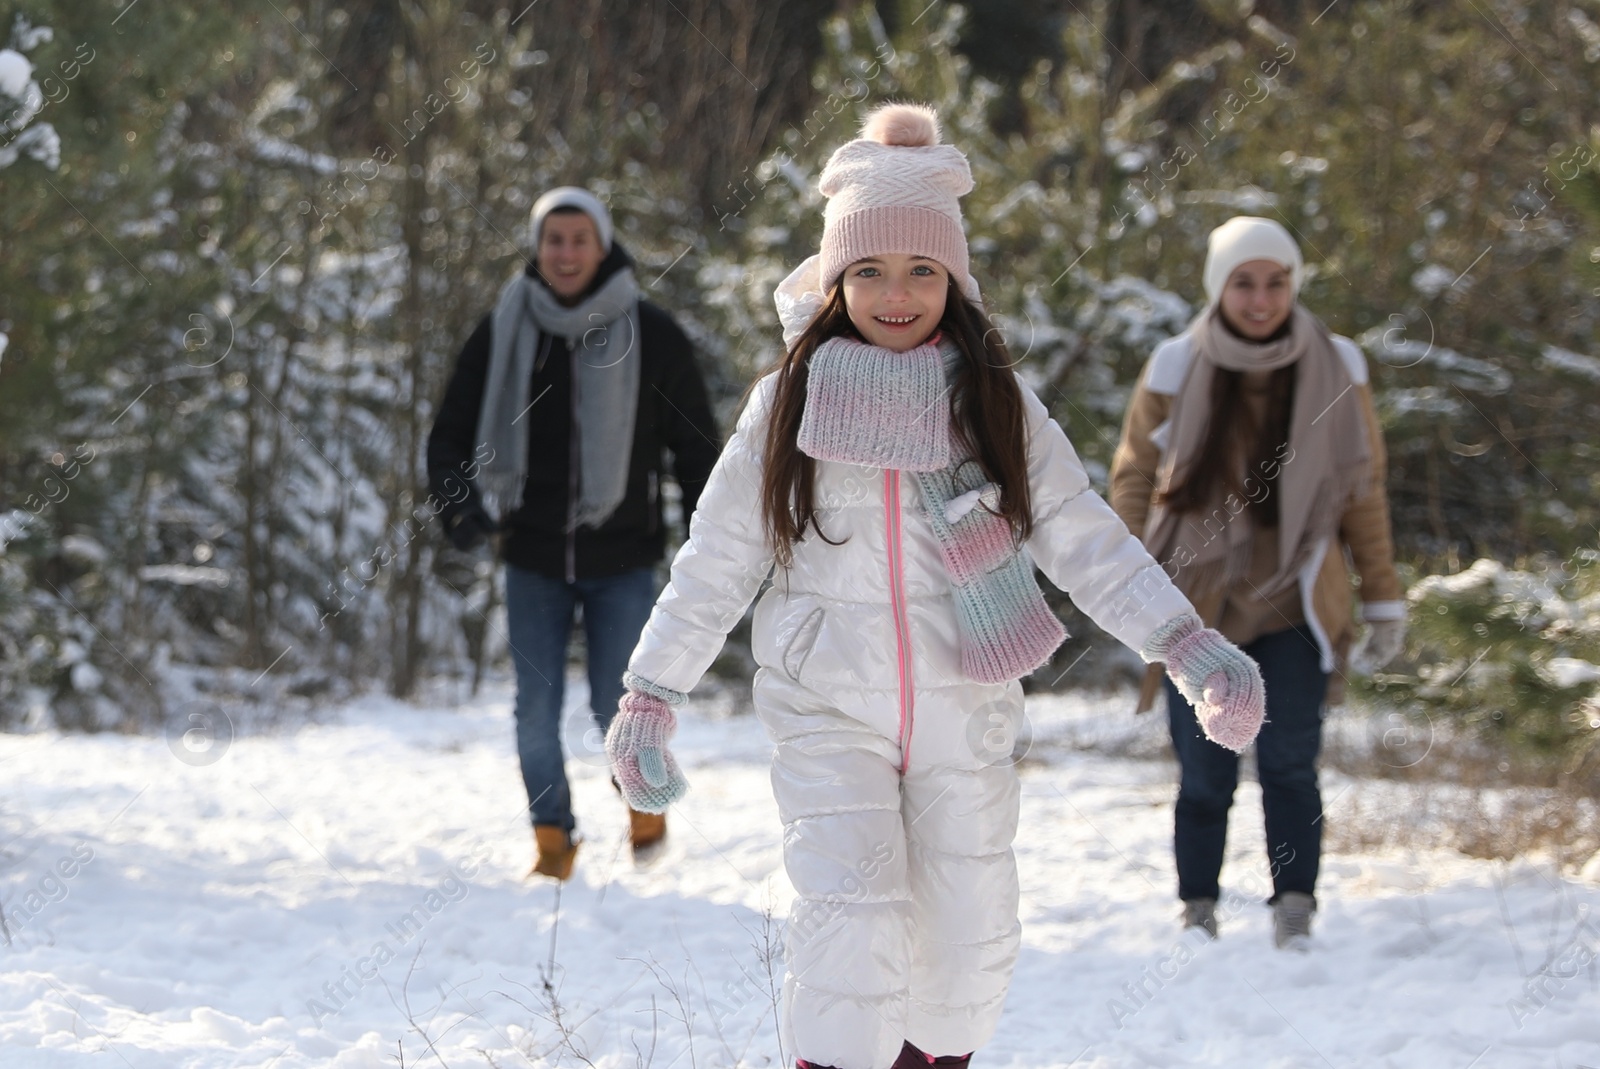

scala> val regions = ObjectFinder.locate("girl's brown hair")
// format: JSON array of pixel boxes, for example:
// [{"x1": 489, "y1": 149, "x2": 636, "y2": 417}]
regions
[
  {"x1": 747, "y1": 274, "x2": 1034, "y2": 568},
  {"x1": 1160, "y1": 363, "x2": 1297, "y2": 525}
]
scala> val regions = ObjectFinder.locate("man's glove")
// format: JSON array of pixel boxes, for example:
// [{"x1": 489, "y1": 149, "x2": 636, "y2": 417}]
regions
[
  {"x1": 445, "y1": 505, "x2": 495, "y2": 553},
  {"x1": 1142, "y1": 613, "x2": 1267, "y2": 753},
  {"x1": 607, "y1": 674, "x2": 689, "y2": 814}
]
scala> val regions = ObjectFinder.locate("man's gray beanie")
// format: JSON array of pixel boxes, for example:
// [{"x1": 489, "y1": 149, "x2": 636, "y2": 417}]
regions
[{"x1": 531, "y1": 186, "x2": 613, "y2": 252}]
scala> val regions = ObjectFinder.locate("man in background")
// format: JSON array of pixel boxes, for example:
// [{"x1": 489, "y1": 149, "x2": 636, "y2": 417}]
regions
[{"x1": 427, "y1": 186, "x2": 719, "y2": 879}]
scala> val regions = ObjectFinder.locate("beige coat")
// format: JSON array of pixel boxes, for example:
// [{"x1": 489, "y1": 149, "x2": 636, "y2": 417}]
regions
[{"x1": 1109, "y1": 330, "x2": 1404, "y2": 709}]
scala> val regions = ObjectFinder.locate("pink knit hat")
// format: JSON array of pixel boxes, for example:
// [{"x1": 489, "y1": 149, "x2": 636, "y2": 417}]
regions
[{"x1": 818, "y1": 103, "x2": 974, "y2": 294}]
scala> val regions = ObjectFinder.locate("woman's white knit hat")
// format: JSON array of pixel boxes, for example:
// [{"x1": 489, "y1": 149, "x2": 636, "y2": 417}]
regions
[
  {"x1": 531, "y1": 186, "x2": 613, "y2": 252},
  {"x1": 817, "y1": 103, "x2": 974, "y2": 293},
  {"x1": 1202, "y1": 216, "x2": 1303, "y2": 307}
]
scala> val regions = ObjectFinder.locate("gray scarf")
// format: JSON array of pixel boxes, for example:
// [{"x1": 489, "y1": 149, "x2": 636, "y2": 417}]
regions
[{"x1": 474, "y1": 268, "x2": 642, "y2": 528}]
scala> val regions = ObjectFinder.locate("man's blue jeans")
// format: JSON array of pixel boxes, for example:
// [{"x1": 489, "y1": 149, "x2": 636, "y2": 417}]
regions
[
  {"x1": 1164, "y1": 624, "x2": 1329, "y2": 903},
  {"x1": 503, "y1": 564, "x2": 658, "y2": 833}
]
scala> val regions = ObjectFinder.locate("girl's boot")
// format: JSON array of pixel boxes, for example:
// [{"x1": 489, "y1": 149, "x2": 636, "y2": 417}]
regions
[{"x1": 893, "y1": 1040, "x2": 972, "y2": 1068}]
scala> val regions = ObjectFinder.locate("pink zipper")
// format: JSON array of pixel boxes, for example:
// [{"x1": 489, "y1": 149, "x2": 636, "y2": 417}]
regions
[{"x1": 884, "y1": 469, "x2": 915, "y2": 773}]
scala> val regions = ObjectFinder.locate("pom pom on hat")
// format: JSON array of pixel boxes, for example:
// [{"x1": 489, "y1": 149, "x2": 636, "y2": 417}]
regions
[
  {"x1": 816, "y1": 102, "x2": 974, "y2": 294},
  {"x1": 859, "y1": 102, "x2": 940, "y2": 147}
]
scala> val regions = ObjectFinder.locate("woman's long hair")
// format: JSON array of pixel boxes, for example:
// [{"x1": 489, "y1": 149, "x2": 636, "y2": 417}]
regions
[
  {"x1": 1160, "y1": 360, "x2": 1297, "y2": 527},
  {"x1": 747, "y1": 274, "x2": 1034, "y2": 568}
]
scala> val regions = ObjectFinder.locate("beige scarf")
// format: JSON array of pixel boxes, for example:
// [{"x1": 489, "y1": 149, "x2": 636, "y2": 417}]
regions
[{"x1": 1141, "y1": 304, "x2": 1371, "y2": 603}]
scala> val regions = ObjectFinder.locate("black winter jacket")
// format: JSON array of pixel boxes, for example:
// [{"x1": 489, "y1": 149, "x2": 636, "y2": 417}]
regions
[{"x1": 426, "y1": 246, "x2": 720, "y2": 580}]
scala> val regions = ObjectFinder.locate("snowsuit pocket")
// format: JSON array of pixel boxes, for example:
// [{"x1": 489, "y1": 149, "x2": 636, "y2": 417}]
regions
[{"x1": 782, "y1": 607, "x2": 826, "y2": 682}]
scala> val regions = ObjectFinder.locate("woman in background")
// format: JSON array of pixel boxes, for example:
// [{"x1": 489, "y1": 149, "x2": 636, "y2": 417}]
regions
[{"x1": 1109, "y1": 216, "x2": 1406, "y2": 949}]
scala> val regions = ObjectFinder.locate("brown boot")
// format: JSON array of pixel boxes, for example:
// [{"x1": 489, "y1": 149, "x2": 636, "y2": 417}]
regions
[
  {"x1": 629, "y1": 808, "x2": 667, "y2": 861},
  {"x1": 530, "y1": 825, "x2": 579, "y2": 880}
]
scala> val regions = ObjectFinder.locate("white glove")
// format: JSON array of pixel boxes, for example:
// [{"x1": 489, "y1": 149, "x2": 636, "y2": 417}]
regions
[{"x1": 1352, "y1": 616, "x2": 1407, "y2": 672}]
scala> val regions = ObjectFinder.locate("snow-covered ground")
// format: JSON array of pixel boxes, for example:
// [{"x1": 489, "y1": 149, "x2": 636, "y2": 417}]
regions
[{"x1": 2, "y1": 679, "x2": 1597, "y2": 1068}]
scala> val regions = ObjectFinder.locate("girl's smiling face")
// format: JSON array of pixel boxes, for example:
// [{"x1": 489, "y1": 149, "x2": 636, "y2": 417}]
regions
[
  {"x1": 1218, "y1": 259, "x2": 1294, "y2": 340},
  {"x1": 841, "y1": 254, "x2": 949, "y2": 351}
]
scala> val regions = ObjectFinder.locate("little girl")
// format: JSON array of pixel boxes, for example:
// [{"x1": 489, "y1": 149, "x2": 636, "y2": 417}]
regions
[{"x1": 607, "y1": 104, "x2": 1265, "y2": 1069}]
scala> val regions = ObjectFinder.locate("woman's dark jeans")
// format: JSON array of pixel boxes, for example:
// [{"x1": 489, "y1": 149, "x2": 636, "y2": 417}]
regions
[{"x1": 1164, "y1": 623, "x2": 1329, "y2": 903}]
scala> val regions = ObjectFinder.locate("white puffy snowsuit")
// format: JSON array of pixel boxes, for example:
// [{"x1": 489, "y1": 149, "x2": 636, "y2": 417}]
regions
[{"x1": 627, "y1": 371, "x2": 1192, "y2": 1068}]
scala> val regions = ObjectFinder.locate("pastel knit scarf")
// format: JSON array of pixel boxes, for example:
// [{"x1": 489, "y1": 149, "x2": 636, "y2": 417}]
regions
[
  {"x1": 798, "y1": 335, "x2": 1065, "y2": 684},
  {"x1": 1141, "y1": 304, "x2": 1371, "y2": 601}
]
